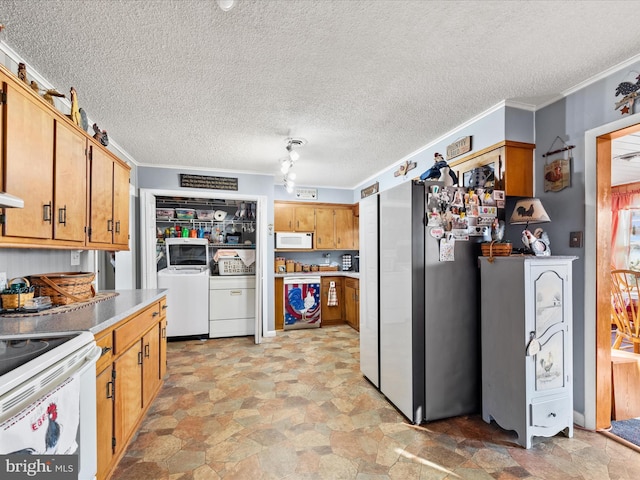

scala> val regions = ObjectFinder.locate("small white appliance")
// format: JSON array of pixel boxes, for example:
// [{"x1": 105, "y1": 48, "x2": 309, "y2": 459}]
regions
[
  {"x1": 275, "y1": 232, "x2": 313, "y2": 249},
  {"x1": 158, "y1": 238, "x2": 210, "y2": 338}
]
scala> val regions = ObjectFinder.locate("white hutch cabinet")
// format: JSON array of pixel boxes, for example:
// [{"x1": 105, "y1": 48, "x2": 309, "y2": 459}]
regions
[{"x1": 479, "y1": 256, "x2": 576, "y2": 448}]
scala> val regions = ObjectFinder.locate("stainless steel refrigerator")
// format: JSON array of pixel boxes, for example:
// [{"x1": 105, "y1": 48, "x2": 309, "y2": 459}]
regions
[{"x1": 361, "y1": 179, "x2": 480, "y2": 424}]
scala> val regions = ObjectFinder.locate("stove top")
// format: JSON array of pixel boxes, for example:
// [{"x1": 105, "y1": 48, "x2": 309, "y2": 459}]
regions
[
  {"x1": 0, "y1": 336, "x2": 73, "y2": 376},
  {"x1": 0, "y1": 331, "x2": 95, "y2": 397}
]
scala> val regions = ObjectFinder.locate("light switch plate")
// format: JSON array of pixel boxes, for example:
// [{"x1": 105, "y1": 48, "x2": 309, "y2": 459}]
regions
[
  {"x1": 570, "y1": 231, "x2": 583, "y2": 248},
  {"x1": 71, "y1": 250, "x2": 80, "y2": 266}
]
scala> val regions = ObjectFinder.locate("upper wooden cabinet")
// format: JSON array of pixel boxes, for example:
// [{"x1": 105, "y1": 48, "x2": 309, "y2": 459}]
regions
[
  {"x1": 316, "y1": 207, "x2": 355, "y2": 250},
  {"x1": 275, "y1": 201, "x2": 358, "y2": 251},
  {"x1": 0, "y1": 71, "x2": 87, "y2": 247},
  {"x1": 0, "y1": 64, "x2": 129, "y2": 250},
  {"x1": 87, "y1": 141, "x2": 130, "y2": 249},
  {"x1": 53, "y1": 120, "x2": 87, "y2": 243},
  {"x1": 449, "y1": 140, "x2": 535, "y2": 197},
  {"x1": 274, "y1": 203, "x2": 315, "y2": 232}
]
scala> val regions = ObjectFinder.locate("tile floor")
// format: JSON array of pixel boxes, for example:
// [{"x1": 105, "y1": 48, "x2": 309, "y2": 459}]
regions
[{"x1": 113, "y1": 325, "x2": 640, "y2": 479}]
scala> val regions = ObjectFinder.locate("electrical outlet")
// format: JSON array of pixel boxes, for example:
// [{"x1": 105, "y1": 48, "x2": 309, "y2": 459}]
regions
[
  {"x1": 0, "y1": 272, "x2": 6, "y2": 291},
  {"x1": 71, "y1": 250, "x2": 80, "y2": 266}
]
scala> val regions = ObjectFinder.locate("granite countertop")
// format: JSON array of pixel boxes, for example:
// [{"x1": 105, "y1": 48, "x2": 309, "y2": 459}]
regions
[
  {"x1": 274, "y1": 271, "x2": 359, "y2": 279},
  {"x1": 0, "y1": 289, "x2": 166, "y2": 336}
]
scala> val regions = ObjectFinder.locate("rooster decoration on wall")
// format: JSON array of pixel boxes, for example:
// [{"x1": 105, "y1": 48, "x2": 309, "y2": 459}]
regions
[{"x1": 614, "y1": 74, "x2": 640, "y2": 115}]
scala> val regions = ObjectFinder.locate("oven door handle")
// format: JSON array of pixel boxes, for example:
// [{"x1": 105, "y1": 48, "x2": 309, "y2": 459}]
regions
[{"x1": 76, "y1": 345, "x2": 102, "y2": 376}]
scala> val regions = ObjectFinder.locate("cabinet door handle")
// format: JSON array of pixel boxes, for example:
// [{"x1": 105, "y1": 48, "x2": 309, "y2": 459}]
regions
[
  {"x1": 115, "y1": 220, "x2": 121, "y2": 234},
  {"x1": 162, "y1": 304, "x2": 168, "y2": 310},
  {"x1": 144, "y1": 343, "x2": 150, "y2": 358},
  {"x1": 58, "y1": 205, "x2": 67, "y2": 225},
  {"x1": 106, "y1": 380, "x2": 114, "y2": 399},
  {"x1": 152, "y1": 311, "x2": 159, "y2": 317},
  {"x1": 161, "y1": 327, "x2": 166, "y2": 339},
  {"x1": 230, "y1": 290, "x2": 242, "y2": 295},
  {"x1": 107, "y1": 219, "x2": 113, "y2": 232},
  {"x1": 43, "y1": 202, "x2": 52, "y2": 223},
  {"x1": 137, "y1": 351, "x2": 143, "y2": 365},
  {"x1": 548, "y1": 412, "x2": 556, "y2": 418},
  {"x1": 101, "y1": 346, "x2": 112, "y2": 356}
]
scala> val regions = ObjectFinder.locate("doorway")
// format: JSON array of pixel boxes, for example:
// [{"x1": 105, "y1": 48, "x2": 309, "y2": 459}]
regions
[
  {"x1": 139, "y1": 188, "x2": 268, "y2": 345},
  {"x1": 593, "y1": 119, "x2": 640, "y2": 430}
]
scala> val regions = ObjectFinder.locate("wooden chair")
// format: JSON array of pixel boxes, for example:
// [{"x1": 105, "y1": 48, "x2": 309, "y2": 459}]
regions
[{"x1": 611, "y1": 269, "x2": 640, "y2": 353}]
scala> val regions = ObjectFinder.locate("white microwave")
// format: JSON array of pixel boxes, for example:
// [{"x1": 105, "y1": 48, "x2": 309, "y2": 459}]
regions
[{"x1": 275, "y1": 232, "x2": 313, "y2": 249}]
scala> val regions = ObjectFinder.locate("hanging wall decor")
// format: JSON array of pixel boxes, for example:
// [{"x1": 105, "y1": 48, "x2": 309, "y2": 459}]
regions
[
  {"x1": 614, "y1": 73, "x2": 640, "y2": 115},
  {"x1": 543, "y1": 136, "x2": 573, "y2": 192}
]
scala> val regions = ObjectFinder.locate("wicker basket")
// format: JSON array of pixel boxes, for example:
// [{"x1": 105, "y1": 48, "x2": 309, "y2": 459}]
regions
[
  {"x1": 481, "y1": 241, "x2": 512, "y2": 261},
  {"x1": 218, "y1": 257, "x2": 255, "y2": 276},
  {"x1": 29, "y1": 272, "x2": 96, "y2": 305},
  {"x1": 1, "y1": 277, "x2": 35, "y2": 309}
]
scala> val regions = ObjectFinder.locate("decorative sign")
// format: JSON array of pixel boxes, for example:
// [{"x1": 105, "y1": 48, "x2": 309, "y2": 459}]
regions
[
  {"x1": 295, "y1": 188, "x2": 317, "y2": 200},
  {"x1": 361, "y1": 182, "x2": 379, "y2": 199},
  {"x1": 446, "y1": 136, "x2": 472, "y2": 160},
  {"x1": 394, "y1": 160, "x2": 417, "y2": 177},
  {"x1": 179, "y1": 174, "x2": 238, "y2": 191}
]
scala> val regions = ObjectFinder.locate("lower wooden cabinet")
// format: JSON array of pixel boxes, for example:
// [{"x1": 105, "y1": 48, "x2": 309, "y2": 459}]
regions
[
  {"x1": 96, "y1": 296, "x2": 167, "y2": 480},
  {"x1": 320, "y1": 276, "x2": 344, "y2": 325},
  {"x1": 95, "y1": 365, "x2": 114, "y2": 480},
  {"x1": 344, "y1": 278, "x2": 359, "y2": 331}
]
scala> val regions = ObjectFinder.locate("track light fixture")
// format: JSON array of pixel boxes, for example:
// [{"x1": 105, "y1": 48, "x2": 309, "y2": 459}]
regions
[{"x1": 280, "y1": 138, "x2": 306, "y2": 194}]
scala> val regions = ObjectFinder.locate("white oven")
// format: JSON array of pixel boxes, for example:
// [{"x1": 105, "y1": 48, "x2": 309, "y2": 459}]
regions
[
  {"x1": 0, "y1": 331, "x2": 100, "y2": 480},
  {"x1": 275, "y1": 232, "x2": 313, "y2": 249}
]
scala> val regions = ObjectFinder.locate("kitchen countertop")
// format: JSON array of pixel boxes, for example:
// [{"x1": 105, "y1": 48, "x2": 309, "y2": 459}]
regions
[
  {"x1": 0, "y1": 289, "x2": 166, "y2": 336},
  {"x1": 274, "y1": 271, "x2": 359, "y2": 279}
]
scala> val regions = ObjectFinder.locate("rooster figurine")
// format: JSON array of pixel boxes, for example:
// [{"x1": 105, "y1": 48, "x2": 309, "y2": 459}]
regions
[
  {"x1": 522, "y1": 228, "x2": 551, "y2": 256},
  {"x1": 615, "y1": 75, "x2": 640, "y2": 97}
]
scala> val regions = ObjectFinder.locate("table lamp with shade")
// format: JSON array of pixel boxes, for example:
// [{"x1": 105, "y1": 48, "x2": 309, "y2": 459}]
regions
[{"x1": 509, "y1": 198, "x2": 551, "y2": 256}]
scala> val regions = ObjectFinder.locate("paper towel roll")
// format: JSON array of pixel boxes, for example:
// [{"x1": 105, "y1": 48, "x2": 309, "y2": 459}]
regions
[{"x1": 214, "y1": 210, "x2": 226, "y2": 221}]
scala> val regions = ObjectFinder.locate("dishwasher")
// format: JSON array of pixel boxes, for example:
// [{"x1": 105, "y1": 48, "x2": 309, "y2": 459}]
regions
[
  {"x1": 0, "y1": 330, "x2": 101, "y2": 480},
  {"x1": 283, "y1": 276, "x2": 321, "y2": 329}
]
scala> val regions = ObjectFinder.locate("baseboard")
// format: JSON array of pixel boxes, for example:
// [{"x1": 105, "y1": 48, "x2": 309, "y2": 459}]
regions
[
  {"x1": 573, "y1": 410, "x2": 585, "y2": 428},
  {"x1": 263, "y1": 330, "x2": 276, "y2": 338}
]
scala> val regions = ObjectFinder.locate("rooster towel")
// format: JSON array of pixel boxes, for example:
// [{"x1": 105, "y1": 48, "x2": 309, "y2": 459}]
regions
[{"x1": 0, "y1": 374, "x2": 80, "y2": 455}]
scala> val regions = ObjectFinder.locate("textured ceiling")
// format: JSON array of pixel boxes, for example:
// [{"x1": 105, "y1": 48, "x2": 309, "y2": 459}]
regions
[{"x1": 1, "y1": 0, "x2": 640, "y2": 189}]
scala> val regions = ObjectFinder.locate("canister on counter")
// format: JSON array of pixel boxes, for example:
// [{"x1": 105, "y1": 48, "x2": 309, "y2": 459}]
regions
[
  {"x1": 275, "y1": 257, "x2": 285, "y2": 273},
  {"x1": 286, "y1": 259, "x2": 295, "y2": 273}
]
